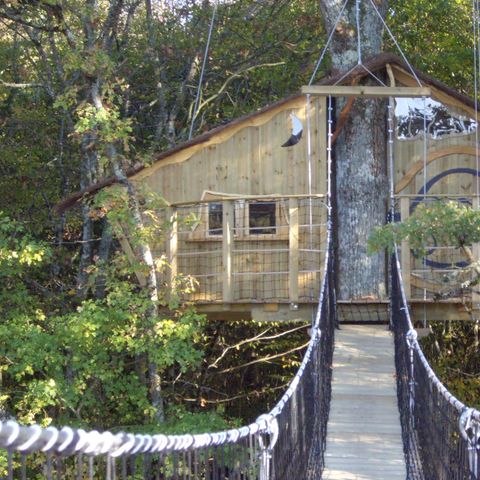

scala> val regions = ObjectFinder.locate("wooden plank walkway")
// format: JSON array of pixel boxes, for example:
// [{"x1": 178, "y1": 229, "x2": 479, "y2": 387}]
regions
[{"x1": 323, "y1": 325, "x2": 407, "y2": 480}]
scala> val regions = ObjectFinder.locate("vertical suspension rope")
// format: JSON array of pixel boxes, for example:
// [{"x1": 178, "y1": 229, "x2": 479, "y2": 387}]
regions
[
  {"x1": 327, "y1": 97, "x2": 333, "y2": 228},
  {"x1": 308, "y1": 0, "x2": 350, "y2": 86},
  {"x1": 189, "y1": 1, "x2": 218, "y2": 140},
  {"x1": 422, "y1": 95, "x2": 428, "y2": 328},
  {"x1": 355, "y1": 0, "x2": 362, "y2": 65},
  {"x1": 305, "y1": 94, "x2": 314, "y2": 303},
  {"x1": 474, "y1": 0, "x2": 480, "y2": 199},
  {"x1": 387, "y1": 97, "x2": 395, "y2": 329}
]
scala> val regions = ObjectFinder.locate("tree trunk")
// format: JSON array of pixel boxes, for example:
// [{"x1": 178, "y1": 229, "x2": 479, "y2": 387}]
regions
[{"x1": 320, "y1": 0, "x2": 388, "y2": 300}]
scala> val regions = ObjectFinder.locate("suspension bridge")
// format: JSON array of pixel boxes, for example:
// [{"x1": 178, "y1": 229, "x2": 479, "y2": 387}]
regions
[
  {"x1": 3, "y1": 0, "x2": 480, "y2": 479},
  {"x1": 1, "y1": 201, "x2": 480, "y2": 479}
]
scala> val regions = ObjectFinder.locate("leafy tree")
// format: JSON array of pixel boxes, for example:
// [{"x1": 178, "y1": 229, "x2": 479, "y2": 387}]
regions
[{"x1": 369, "y1": 201, "x2": 480, "y2": 293}]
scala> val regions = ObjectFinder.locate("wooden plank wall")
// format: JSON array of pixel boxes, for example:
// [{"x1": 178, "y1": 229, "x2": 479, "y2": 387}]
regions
[
  {"x1": 141, "y1": 97, "x2": 327, "y2": 203},
  {"x1": 395, "y1": 131, "x2": 478, "y2": 301}
]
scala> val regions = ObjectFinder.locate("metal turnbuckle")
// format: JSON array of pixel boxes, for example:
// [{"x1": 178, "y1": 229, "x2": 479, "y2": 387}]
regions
[
  {"x1": 459, "y1": 408, "x2": 480, "y2": 478},
  {"x1": 256, "y1": 414, "x2": 279, "y2": 480}
]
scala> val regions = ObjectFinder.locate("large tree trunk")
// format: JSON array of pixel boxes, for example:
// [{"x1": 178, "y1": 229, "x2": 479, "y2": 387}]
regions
[{"x1": 320, "y1": 0, "x2": 388, "y2": 300}]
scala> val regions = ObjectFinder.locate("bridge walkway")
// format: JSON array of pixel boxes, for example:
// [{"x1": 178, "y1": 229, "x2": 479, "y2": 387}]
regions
[{"x1": 323, "y1": 325, "x2": 407, "y2": 480}]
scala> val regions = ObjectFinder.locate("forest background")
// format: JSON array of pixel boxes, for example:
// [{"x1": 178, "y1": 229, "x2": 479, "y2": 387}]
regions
[{"x1": 0, "y1": 0, "x2": 478, "y2": 435}]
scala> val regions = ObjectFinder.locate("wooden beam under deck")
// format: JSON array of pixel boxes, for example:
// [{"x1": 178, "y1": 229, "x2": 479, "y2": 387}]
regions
[
  {"x1": 192, "y1": 300, "x2": 476, "y2": 323},
  {"x1": 301, "y1": 85, "x2": 431, "y2": 98}
]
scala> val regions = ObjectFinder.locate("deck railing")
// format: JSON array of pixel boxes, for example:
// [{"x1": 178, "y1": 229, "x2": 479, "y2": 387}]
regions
[{"x1": 163, "y1": 195, "x2": 328, "y2": 305}]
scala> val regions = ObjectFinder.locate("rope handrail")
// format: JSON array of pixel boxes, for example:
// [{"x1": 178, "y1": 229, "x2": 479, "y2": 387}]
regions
[
  {"x1": 393, "y1": 245, "x2": 477, "y2": 417},
  {"x1": 0, "y1": 297, "x2": 326, "y2": 457},
  {"x1": 0, "y1": 197, "x2": 335, "y2": 479},
  {"x1": 392, "y1": 243, "x2": 480, "y2": 479}
]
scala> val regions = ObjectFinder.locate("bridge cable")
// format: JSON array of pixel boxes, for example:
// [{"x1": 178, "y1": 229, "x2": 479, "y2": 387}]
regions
[
  {"x1": 188, "y1": 1, "x2": 218, "y2": 140},
  {"x1": 474, "y1": 0, "x2": 480, "y2": 199},
  {"x1": 366, "y1": 0, "x2": 422, "y2": 87},
  {"x1": 308, "y1": 0, "x2": 350, "y2": 85},
  {"x1": 305, "y1": 94, "x2": 315, "y2": 306}
]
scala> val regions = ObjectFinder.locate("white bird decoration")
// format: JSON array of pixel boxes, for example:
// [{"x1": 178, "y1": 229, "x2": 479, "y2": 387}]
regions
[{"x1": 281, "y1": 113, "x2": 303, "y2": 147}]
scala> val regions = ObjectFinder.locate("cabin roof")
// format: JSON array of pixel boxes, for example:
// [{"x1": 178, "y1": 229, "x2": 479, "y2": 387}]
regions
[{"x1": 56, "y1": 52, "x2": 477, "y2": 213}]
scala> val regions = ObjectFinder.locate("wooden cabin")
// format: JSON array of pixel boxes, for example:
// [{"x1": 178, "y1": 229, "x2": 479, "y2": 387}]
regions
[
  {"x1": 78, "y1": 53, "x2": 478, "y2": 323},
  {"x1": 133, "y1": 93, "x2": 328, "y2": 322}
]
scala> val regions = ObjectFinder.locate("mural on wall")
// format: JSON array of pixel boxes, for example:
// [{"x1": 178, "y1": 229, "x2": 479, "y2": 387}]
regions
[{"x1": 395, "y1": 98, "x2": 479, "y2": 298}]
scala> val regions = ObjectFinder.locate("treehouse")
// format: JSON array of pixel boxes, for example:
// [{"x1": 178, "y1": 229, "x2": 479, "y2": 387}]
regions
[{"x1": 66, "y1": 53, "x2": 478, "y2": 323}]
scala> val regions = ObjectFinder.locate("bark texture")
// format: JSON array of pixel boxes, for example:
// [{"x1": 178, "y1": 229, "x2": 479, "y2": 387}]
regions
[{"x1": 320, "y1": 0, "x2": 388, "y2": 300}]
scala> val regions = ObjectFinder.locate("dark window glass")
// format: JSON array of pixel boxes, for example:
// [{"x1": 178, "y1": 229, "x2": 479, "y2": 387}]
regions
[
  {"x1": 249, "y1": 202, "x2": 276, "y2": 234},
  {"x1": 208, "y1": 203, "x2": 223, "y2": 235}
]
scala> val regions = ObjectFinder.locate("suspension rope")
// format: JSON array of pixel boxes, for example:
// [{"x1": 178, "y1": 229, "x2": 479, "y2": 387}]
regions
[
  {"x1": 308, "y1": 0, "x2": 350, "y2": 85},
  {"x1": 188, "y1": 1, "x2": 218, "y2": 140},
  {"x1": 393, "y1": 245, "x2": 480, "y2": 478},
  {"x1": 366, "y1": 0, "x2": 422, "y2": 87},
  {"x1": 422, "y1": 95, "x2": 428, "y2": 327},
  {"x1": 474, "y1": 0, "x2": 480, "y2": 199},
  {"x1": 355, "y1": 0, "x2": 362, "y2": 65},
  {"x1": 387, "y1": 98, "x2": 395, "y2": 225},
  {"x1": 306, "y1": 95, "x2": 314, "y2": 302}
]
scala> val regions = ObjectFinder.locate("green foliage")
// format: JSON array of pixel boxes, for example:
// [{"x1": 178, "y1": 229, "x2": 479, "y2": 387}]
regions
[
  {"x1": 0, "y1": 211, "x2": 206, "y2": 429},
  {"x1": 388, "y1": 0, "x2": 474, "y2": 95},
  {"x1": 421, "y1": 321, "x2": 480, "y2": 409},
  {"x1": 0, "y1": 212, "x2": 49, "y2": 275},
  {"x1": 1, "y1": 0, "x2": 479, "y2": 439},
  {"x1": 368, "y1": 201, "x2": 480, "y2": 256}
]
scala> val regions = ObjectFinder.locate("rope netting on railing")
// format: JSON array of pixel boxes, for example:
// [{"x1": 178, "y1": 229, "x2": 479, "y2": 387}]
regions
[
  {"x1": 392, "y1": 248, "x2": 480, "y2": 480},
  {"x1": 0, "y1": 234, "x2": 335, "y2": 480}
]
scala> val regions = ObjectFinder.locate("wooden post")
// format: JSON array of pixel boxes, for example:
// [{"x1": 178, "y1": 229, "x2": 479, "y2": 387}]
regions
[
  {"x1": 473, "y1": 197, "x2": 480, "y2": 310},
  {"x1": 400, "y1": 197, "x2": 411, "y2": 300},
  {"x1": 222, "y1": 200, "x2": 234, "y2": 303},
  {"x1": 168, "y1": 208, "x2": 178, "y2": 291},
  {"x1": 289, "y1": 198, "x2": 299, "y2": 305}
]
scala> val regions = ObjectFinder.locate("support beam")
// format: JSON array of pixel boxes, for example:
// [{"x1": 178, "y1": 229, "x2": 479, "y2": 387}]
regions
[
  {"x1": 301, "y1": 85, "x2": 431, "y2": 98},
  {"x1": 222, "y1": 200, "x2": 234, "y2": 303},
  {"x1": 289, "y1": 198, "x2": 299, "y2": 305},
  {"x1": 400, "y1": 197, "x2": 411, "y2": 300}
]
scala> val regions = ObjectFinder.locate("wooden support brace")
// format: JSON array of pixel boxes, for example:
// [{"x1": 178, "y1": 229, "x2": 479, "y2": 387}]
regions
[
  {"x1": 289, "y1": 198, "x2": 299, "y2": 304},
  {"x1": 301, "y1": 85, "x2": 431, "y2": 98},
  {"x1": 400, "y1": 197, "x2": 411, "y2": 300}
]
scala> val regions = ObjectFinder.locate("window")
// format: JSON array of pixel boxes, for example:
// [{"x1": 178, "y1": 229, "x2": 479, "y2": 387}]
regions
[
  {"x1": 249, "y1": 202, "x2": 276, "y2": 235},
  {"x1": 208, "y1": 203, "x2": 223, "y2": 235}
]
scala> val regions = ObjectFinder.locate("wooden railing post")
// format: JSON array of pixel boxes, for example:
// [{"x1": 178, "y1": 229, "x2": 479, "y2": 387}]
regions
[
  {"x1": 168, "y1": 208, "x2": 178, "y2": 291},
  {"x1": 400, "y1": 197, "x2": 411, "y2": 300},
  {"x1": 473, "y1": 197, "x2": 480, "y2": 310},
  {"x1": 222, "y1": 200, "x2": 234, "y2": 303},
  {"x1": 289, "y1": 198, "x2": 299, "y2": 305}
]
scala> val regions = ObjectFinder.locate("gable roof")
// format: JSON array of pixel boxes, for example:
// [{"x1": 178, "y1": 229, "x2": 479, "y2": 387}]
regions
[{"x1": 56, "y1": 52, "x2": 477, "y2": 213}]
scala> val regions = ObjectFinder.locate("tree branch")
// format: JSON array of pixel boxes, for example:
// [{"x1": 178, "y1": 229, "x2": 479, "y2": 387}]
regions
[
  {"x1": 214, "y1": 342, "x2": 309, "y2": 375},
  {"x1": 0, "y1": 80, "x2": 43, "y2": 89}
]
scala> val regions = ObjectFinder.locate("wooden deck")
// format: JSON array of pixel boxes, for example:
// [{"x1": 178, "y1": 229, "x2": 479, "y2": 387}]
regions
[{"x1": 323, "y1": 325, "x2": 406, "y2": 480}]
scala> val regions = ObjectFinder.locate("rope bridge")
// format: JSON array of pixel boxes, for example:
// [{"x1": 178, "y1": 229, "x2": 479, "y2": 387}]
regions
[
  {"x1": 2, "y1": 233, "x2": 480, "y2": 479},
  {"x1": 0, "y1": 242, "x2": 336, "y2": 478},
  {"x1": 392, "y1": 247, "x2": 480, "y2": 480}
]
